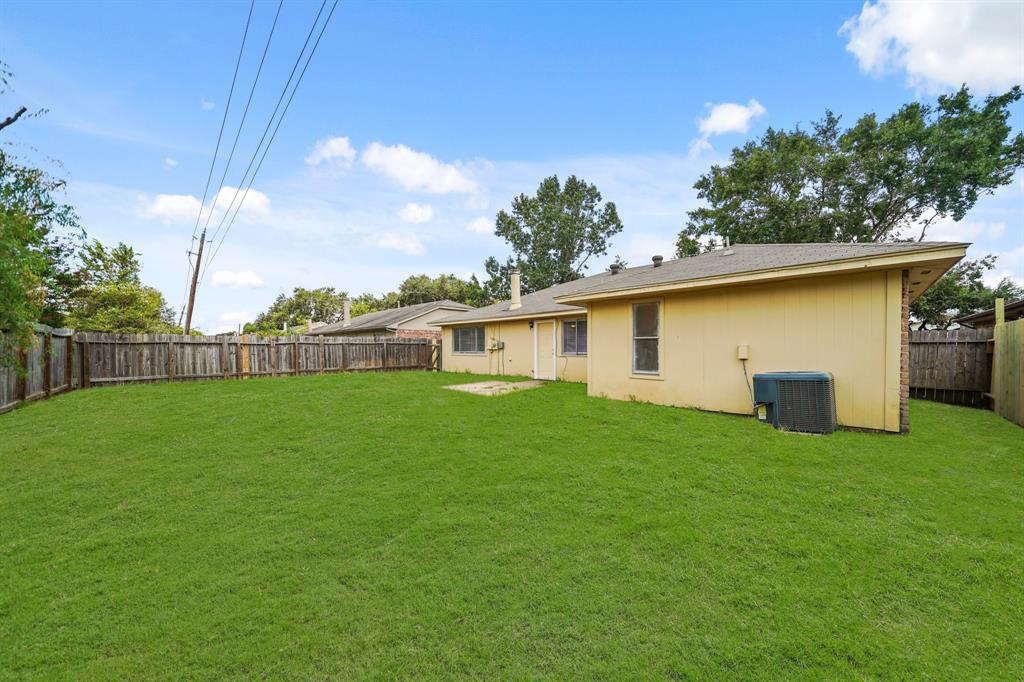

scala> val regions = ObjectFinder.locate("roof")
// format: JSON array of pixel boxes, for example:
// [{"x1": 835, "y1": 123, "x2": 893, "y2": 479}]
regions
[
  {"x1": 437, "y1": 242, "x2": 968, "y2": 326},
  {"x1": 556, "y1": 242, "x2": 968, "y2": 303},
  {"x1": 955, "y1": 299, "x2": 1024, "y2": 326},
  {"x1": 311, "y1": 300, "x2": 472, "y2": 335},
  {"x1": 435, "y1": 274, "x2": 614, "y2": 325}
]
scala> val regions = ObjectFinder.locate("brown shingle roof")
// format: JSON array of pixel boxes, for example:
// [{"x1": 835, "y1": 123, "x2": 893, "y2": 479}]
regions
[{"x1": 311, "y1": 300, "x2": 472, "y2": 335}]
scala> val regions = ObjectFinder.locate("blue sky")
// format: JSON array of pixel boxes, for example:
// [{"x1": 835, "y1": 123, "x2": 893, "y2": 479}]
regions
[{"x1": 2, "y1": 0, "x2": 1022, "y2": 332}]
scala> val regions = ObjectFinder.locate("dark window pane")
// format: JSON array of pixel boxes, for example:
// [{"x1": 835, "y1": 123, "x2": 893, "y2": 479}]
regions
[
  {"x1": 577, "y1": 320, "x2": 587, "y2": 354},
  {"x1": 563, "y1": 321, "x2": 577, "y2": 354},
  {"x1": 633, "y1": 302, "x2": 659, "y2": 338},
  {"x1": 634, "y1": 338, "x2": 659, "y2": 373}
]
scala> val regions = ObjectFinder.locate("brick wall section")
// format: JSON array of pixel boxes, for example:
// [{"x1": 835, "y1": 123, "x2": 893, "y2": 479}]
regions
[
  {"x1": 396, "y1": 328, "x2": 442, "y2": 341},
  {"x1": 900, "y1": 269, "x2": 910, "y2": 434}
]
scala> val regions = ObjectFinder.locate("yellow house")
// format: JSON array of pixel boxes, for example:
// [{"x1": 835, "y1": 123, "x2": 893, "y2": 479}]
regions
[{"x1": 438, "y1": 242, "x2": 968, "y2": 432}]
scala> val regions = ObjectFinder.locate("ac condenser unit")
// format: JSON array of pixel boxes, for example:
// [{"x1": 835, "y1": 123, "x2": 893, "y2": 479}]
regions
[{"x1": 752, "y1": 372, "x2": 837, "y2": 434}]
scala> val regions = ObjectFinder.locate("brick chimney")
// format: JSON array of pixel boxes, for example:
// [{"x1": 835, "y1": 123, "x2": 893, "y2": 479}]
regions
[
  {"x1": 343, "y1": 299, "x2": 352, "y2": 327},
  {"x1": 509, "y1": 269, "x2": 522, "y2": 310}
]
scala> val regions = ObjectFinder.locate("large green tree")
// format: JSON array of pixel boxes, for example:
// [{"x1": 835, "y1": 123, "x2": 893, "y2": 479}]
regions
[
  {"x1": 676, "y1": 87, "x2": 1024, "y2": 256},
  {"x1": 0, "y1": 63, "x2": 82, "y2": 364},
  {"x1": 65, "y1": 240, "x2": 176, "y2": 333},
  {"x1": 484, "y1": 175, "x2": 623, "y2": 299},
  {"x1": 910, "y1": 255, "x2": 1024, "y2": 326},
  {"x1": 396, "y1": 273, "x2": 488, "y2": 307},
  {"x1": 243, "y1": 287, "x2": 350, "y2": 335}
]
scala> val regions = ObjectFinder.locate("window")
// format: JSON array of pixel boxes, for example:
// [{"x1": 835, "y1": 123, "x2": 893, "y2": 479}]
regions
[
  {"x1": 562, "y1": 319, "x2": 588, "y2": 355},
  {"x1": 452, "y1": 326, "x2": 485, "y2": 353},
  {"x1": 632, "y1": 302, "x2": 659, "y2": 374}
]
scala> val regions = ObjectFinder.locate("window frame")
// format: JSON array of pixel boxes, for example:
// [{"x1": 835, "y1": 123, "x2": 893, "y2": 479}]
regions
[
  {"x1": 631, "y1": 301, "x2": 661, "y2": 376},
  {"x1": 451, "y1": 325, "x2": 486, "y2": 354},
  {"x1": 560, "y1": 318, "x2": 588, "y2": 356}
]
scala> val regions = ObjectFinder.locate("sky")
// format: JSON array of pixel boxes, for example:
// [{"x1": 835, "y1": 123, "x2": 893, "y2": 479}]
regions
[{"x1": 1, "y1": 0, "x2": 1022, "y2": 333}]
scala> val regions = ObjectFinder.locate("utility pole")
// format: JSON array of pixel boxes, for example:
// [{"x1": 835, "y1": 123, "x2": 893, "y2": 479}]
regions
[{"x1": 183, "y1": 229, "x2": 207, "y2": 335}]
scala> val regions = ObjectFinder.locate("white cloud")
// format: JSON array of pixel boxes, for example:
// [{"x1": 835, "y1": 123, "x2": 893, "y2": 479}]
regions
[
  {"x1": 368, "y1": 232, "x2": 426, "y2": 256},
  {"x1": 305, "y1": 136, "x2": 356, "y2": 167},
  {"x1": 698, "y1": 99, "x2": 767, "y2": 137},
  {"x1": 200, "y1": 98, "x2": 216, "y2": 110},
  {"x1": 690, "y1": 99, "x2": 766, "y2": 156},
  {"x1": 397, "y1": 202, "x2": 434, "y2": 224},
  {"x1": 466, "y1": 217, "x2": 492, "y2": 234},
  {"x1": 210, "y1": 186, "x2": 271, "y2": 218},
  {"x1": 138, "y1": 193, "x2": 202, "y2": 224},
  {"x1": 361, "y1": 142, "x2": 477, "y2": 194},
  {"x1": 841, "y1": 0, "x2": 1024, "y2": 93},
  {"x1": 164, "y1": 157, "x2": 178, "y2": 169},
  {"x1": 983, "y1": 246, "x2": 1024, "y2": 287},
  {"x1": 920, "y1": 216, "x2": 1007, "y2": 242},
  {"x1": 211, "y1": 270, "x2": 265, "y2": 288}
]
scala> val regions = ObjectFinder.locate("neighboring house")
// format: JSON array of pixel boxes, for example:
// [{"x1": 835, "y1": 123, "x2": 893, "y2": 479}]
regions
[
  {"x1": 310, "y1": 300, "x2": 473, "y2": 340},
  {"x1": 437, "y1": 242, "x2": 968, "y2": 432},
  {"x1": 954, "y1": 299, "x2": 1024, "y2": 329}
]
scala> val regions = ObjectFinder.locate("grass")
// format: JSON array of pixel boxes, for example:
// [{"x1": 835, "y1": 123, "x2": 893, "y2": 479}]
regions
[{"x1": 1, "y1": 371, "x2": 1021, "y2": 680}]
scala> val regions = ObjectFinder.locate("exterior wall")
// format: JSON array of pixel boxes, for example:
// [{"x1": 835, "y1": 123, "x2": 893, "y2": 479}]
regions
[
  {"x1": 587, "y1": 270, "x2": 906, "y2": 432},
  {"x1": 322, "y1": 329, "x2": 396, "y2": 338},
  {"x1": 395, "y1": 307, "x2": 465, "y2": 332},
  {"x1": 442, "y1": 316, "x2": 588, "y2": 382},
  {"x1": 900, "y1": 270, "x2": 910, "y2": 433},
  {"x1": 396, "y1": 328, "x2": 441, "y2": 341}
]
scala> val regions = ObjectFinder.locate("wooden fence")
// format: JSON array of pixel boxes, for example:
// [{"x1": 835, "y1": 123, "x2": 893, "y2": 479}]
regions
[
  {"x1": 1, "y1": 327, "x2": 439, "y2": 414},
  {"x1": 992, "y1": 318, "x2": 1023, "y2": 427},
  {"x1": 908, "y1": 328, "x2": 994, "y2": 407}
]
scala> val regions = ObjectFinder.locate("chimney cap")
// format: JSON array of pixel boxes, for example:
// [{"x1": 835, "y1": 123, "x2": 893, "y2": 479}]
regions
[
  {"x1": 609, "y1": 263, "x2": 622, "y2": 274},
  {"x1": 652, "y1": 255, "x2": 663, "y2": 267}
]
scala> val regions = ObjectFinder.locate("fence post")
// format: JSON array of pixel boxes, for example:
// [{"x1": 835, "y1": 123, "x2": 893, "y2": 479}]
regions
[
  {"x1": 340, "y1": 342, "x2": 347, "y2": 372},
  {"x1": 270, "y1": 338, "x2": 277, "y2": 377},
  {"x1": 15, "y1": 346, "x2": 28, "y2": 403},
  {"x1": 293, "y1": 338, "x2": 299, "y2": 376},
  {"x1": 65, "y1": 331, "x2": 75, "y2": 390},
  {"x1": 235, "y1": 338, "x2": 244, "y2": 379},
  {"x1": 222, "y1": 338, "x2": 230, "y2": 380},
  {"x1": 382, "y1": 339, "x2": 388, "y2": 371},
  {"x1": 167, "y1": 339, "x2": 176, "y2": 382},
  {"x1": 318, "y1": 337, "x2": 325, "y2": 375},
  {"x1": 42, "y1": 331, "x2": 52, "y2": 397},
  {"x1": 81, "y1": 336, "x2": 91, "y2": 389}
]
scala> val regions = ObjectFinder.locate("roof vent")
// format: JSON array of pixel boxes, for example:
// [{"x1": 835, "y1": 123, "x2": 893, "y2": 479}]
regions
[
  {"x1": 652, "y1": 255, "x2": 663, "y2": 267},
  {"x1": 721, "y1": 236, "x2": 734, "y2": 256},
  {"x1": 609, "y1": 263, "x2": 622, "y2": 275}
]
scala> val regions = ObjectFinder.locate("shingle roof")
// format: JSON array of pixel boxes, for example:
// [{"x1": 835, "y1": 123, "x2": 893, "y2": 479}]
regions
[
  {"x1": 436, "y1": 242, "x2": 967, "y2": 325},
  {"x1": 558, "y1": 242, "x2": 968, "y2": 301},
  {"x1": 311, "y1": 300, "x2": 472, "y2": 335},
  {"x1": 954, "y1": 298, "x2": 1024, "y2": 325},
  {"x1": 435, "y1": 275, "x2": 611, "y2": 324}
]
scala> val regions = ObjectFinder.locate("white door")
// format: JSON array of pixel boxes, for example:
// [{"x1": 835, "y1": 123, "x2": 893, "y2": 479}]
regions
[{"x1": 534, "y1": 321, "x2": 556, "y2": 380}]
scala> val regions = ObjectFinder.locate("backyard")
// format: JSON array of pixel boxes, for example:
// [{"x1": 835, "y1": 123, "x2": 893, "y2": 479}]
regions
[{"x1": 1, "y1": 371, "x2": 1021, "y2": 679}]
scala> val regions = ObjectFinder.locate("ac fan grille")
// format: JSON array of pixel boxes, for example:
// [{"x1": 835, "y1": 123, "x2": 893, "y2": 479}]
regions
[{"x1": 776, "y1": 377, "x2": 837, "y2": 434}]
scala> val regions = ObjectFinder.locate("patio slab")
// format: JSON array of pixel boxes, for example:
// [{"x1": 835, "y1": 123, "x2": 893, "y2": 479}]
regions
[{"x1": 444, "y1": 380, "x2": 545, "y2": 396}]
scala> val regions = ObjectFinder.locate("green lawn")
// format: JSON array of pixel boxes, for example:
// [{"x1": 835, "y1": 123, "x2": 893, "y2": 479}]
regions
[{"x1": 1, "y1": 372, "x2": 1021, "y2": 679}]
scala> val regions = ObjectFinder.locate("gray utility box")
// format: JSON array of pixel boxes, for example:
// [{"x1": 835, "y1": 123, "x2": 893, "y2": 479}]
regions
[{"x1": 753, "y1": 371, "x2": 837, "y2": 434}]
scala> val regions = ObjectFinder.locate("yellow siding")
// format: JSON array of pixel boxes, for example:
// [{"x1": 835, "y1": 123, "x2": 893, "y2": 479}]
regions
[
  {"x1": 442, "y1": 317, "x2": 587, "y2": 382},
  {"x1": 587, "y1": 270, "x2": 903, "y2": 431}
]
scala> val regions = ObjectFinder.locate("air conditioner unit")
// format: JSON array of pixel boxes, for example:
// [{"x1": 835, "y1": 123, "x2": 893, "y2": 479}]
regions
[{"x1": 753, "y1": 371, "x2": 837, "y2": 434}]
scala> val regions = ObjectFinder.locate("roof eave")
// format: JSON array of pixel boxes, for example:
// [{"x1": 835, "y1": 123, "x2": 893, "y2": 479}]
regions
[
  {"x1": 435, "y1": 308, "x2": 586, "y2": 326},
  {"x1": 555, "y1": 245, "x2": 969, "y2": 304}
]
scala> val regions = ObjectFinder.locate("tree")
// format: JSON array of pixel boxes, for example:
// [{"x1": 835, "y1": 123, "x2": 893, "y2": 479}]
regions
[
  {"x1": 65, "y1": 240, "x2": 176, "y2": 333},
  {"x1": 911, "y1": 255, "x2": 1024, "y2": 326},
  {"x1": 677, "y1": 87, "x2": 1024, "y2": 255},
  {"x1": 483, "y1": 175, "x2": 623, "y2": 299},
  {"x1": 243, "y1": 287, "x2": 349, "y2": 335},
  {"x1": 0, "y1": 62, "x2": 82, "y2": 365},
  {"x1": 396, "y1": 273, "x2": 488, "y2": 307}
]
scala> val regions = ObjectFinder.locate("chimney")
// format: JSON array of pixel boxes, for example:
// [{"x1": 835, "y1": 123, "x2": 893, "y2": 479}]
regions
[
  {"x1": 509, "y1": 269, "x2": 522, "y2": 310},
  {"x1": 609, "y1": 263, "x2": 622, "y2": 275},
  {"x1": 343, "y1": 299, "x2": 352, "y2": 327},
  {"x1": 652, "y1": 255, "x2": 663, "y2": 267}
]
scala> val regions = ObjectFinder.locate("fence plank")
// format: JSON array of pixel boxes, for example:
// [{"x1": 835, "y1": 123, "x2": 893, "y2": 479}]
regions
[{"x1": 909, "y1": 328, "x2": 994, "y2": 407}]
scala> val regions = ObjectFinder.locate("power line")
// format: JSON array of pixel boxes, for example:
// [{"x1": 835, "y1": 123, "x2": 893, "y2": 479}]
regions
[
  {"x1": 177, "y1": 0, "x2": 255, "y2": 327},
  {"x1": 199, "y1": 0, "x2": 338, "y2": 285},
  {"x1": 201, "y1": 0, "x2": 329, "y2": 253},
  {"x1": 199, "y1": 0, "x2": 284, "y2": 239}
]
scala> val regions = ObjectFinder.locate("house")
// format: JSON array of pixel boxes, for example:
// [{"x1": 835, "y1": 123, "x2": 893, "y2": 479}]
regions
[
  {"x1": 954, "y1": 299, "x2": 1024, "y2": 329},
  {"x1": 437, "y1": 242, "x2": 968, "y2": 432},
  {"x1": 310, "y1": 299, "x2": 473, "y2": 340}
]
